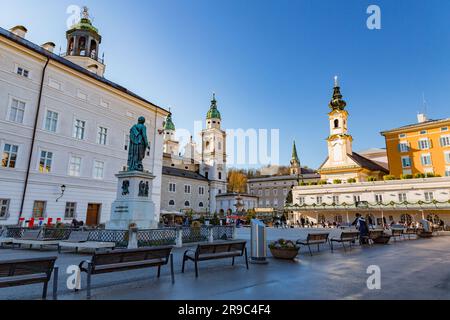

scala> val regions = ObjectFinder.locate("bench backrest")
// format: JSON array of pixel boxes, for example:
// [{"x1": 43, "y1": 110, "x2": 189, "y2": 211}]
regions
[
  {"x1": 20, "y1": 229, "x2": 41, "y2": 240},
  {"x1": 307, "y1": 233, "x2": 329, "y2": 242},
  {"x1": 197, "y1": 241, "x2": 246, "y2": 256},
  {"x1": 341, "y1": 231, "x2": 360, "y2": 240},
  {"x1": 66, "y1": 231, "x2": 90, "y2": 243},
  {"x1": 92, "y1": 247, "x2": 173, "y2": 267},
  {"x1": 0, "y1": 257, "x2": 56, "y2": 278}
]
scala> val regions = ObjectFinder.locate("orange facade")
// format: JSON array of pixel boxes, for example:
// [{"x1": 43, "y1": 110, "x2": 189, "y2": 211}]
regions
[{"x1": 381, "y1": 118, "x2": 450, "y2": 178}]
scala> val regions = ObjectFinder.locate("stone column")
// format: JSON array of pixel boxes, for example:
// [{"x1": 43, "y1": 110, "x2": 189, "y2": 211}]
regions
[{"x1": 175, "y1": 227, "x2": 183, "y2": 248}]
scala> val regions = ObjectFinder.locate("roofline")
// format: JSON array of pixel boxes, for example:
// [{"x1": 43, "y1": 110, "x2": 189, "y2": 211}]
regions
[
  {"x1": 380, "y1": 118, "x2": 450, "y2": 135},
  {"x1": 0, "y1": 27, "x2": 169, "y2": 115}
]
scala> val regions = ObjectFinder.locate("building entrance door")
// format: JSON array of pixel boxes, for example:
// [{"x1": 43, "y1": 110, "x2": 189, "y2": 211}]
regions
[{"x1": 86, "y1": 203, "x2": 101, "y2": 226}]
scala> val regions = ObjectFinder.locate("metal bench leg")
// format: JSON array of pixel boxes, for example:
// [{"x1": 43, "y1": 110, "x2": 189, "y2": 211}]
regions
[
  {"x1": 308, "y1": 244, "x2": 313, "y2": 257},
  {"x1": 342, "y1": 242, "x2": 347, "y2": 252},
  {"x1": 182, "y1": 253, "x2": 187, "y2": 273},
  {"x1": 42, "y1": 281, "x2": 48, "y2": 300},
  {"x1": 195, "y1": 260, "x2": 199, "y2": 278},
  {"x1": 244, "y1": 247, "x2": 249, "y2": 270},
  {"x1": 53, "y1": 267, "x2": 59, "y2": 300},
  {"x1": 330, "y1": 241, "x2": 334, "y2": 252},
  {"x1": 57, "y1": 245, "x2": 61, "y2": 254},
  {"x1": 317, "y1": 243, "x2": 320, "y2": 252},
  {"x1": 86, "y1": 263, "x2": 92, "y2": 300},
  {"x1": 170, "y1": 253, "x2": 175, "y2": 284},
  {"x1": 157, "y1": 266, "x2": 161, "y2": 278}
]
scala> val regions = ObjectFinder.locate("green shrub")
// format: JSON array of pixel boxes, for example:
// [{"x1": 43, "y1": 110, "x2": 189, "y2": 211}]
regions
[
  {"x1": 333, "y1": 179, "x2": 342, "y2": 184},
  {"x1": 318, "y1": 180, "x2": 328, "y2": 185},
  {"x1": 368, "y1": 176, "x2": 377, "y2": 182},
  {"x1": 425, "y1": 173, "x2": 435, "y2": 178},
  {"x1": 401, "y1": 174, "x2": 413, "y2": 179},
  {"x1": 383, "y1": 175, "x2": 397, "y2": 181},
  {"x1": 347, "y1": 178, "x2": 357, "y2": 183},
  {"x1": 308, "y1": 182, "x2": 318, "y2": 186},
  {"x1": 414, "y1": 173, "x2": 426, "y2": 179}
]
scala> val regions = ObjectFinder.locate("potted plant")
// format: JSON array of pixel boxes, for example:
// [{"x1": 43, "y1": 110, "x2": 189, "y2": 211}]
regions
[{"x1": 268, "y1": 239, "x2": 300, "y2": 260}]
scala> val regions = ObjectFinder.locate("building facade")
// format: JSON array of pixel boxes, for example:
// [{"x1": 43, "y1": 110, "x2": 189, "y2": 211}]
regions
[
  {"x1": 216, "y1": 193, "x2": 258, "y2": 215},
  {"x1": 318, "y1": 77, "x2": 388, "y2": 182},
  {"x1": 381, "y1": 114, "x2": 450, "y2": 178},
  {"x1": 290, "y1": 177, "x2": 450, "y2": 225},
  {"x1": 160, "y1": 95, "x2": 228, "y2": 215},
  {"x1": 248, "y1": 141, "x2": 320, "y2": 212},
  {"x1": 0, "y1": 12, "x2": 168, "y2": 226}
]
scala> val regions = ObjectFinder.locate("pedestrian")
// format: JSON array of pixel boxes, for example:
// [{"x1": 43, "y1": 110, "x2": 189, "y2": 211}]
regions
[
  {"x1": 352, "y1": 213, "x2": 369, "y2": 244},
  {"x1": 301, "y1": 217, "x2": 305, "y2": 228}
]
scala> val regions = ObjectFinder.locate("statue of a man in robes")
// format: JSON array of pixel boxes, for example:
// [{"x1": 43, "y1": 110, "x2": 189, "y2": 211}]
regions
[{"x1": 127, "y1": 117, "x2": 149, "y2": 171}]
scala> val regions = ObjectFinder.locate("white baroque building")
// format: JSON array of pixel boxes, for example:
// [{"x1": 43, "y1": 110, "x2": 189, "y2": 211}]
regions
[
  {"x1": 290, "y1": 177, "x2": 450, "y2": 225},
  {"x1": 0, "y1": 14, "x2": 168, "y2": 226}
]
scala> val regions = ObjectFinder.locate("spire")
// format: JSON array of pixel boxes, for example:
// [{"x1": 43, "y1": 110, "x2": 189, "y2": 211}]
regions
[
  {"x1": 291, "y1": 141, "x2": 299, "y2": 163},
  {"x1": 164, "y1": 112, "x2": 175, "y2": 131},
  {"x1": 206, "y1": 92, "x2": 221, "y2": 120},
  {"x1": 329, "y1": 76, "x2": 347, "y2": 110}
]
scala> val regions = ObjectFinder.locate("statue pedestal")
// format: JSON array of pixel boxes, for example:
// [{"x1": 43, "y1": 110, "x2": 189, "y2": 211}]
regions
[{"x1": 106, "y1": 171, "x2": 158, "y2": 230}]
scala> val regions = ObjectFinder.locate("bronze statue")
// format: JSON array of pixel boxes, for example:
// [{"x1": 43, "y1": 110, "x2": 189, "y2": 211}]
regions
[{"x1": 127, "y1": 117, "x2": 149, "y2": 171}]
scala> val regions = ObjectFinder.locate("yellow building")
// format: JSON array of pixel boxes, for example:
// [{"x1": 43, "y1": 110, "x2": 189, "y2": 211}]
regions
[{"x1": 381, "y1": 115, "x2": 450, "y2": 178}]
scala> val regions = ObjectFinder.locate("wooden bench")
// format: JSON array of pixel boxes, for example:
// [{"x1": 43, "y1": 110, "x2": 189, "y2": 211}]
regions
[
  {"x1": 367, "y1": 230, "x2": 389, "y2": 245},
  {"x1": 330, "y1": 231, "x2": 360, "y2": 252},
  {"x1": 12, "y1": 229, "x2": 60, "y2": 250},
  {"x1": 182, "y1": 241, "x2": 248, "y2": 277},
  {"x1": 58, "y1": 231, "x2": 115, "y2": 253},
  {"x1": 0, "y1": 257, "x2": 58, "y2": 300},
  {"x1": 391, "y1": 228, "x2": 404, "y2": 241},
  {"x1": 296, "y1": 233, "x2": 330, "y2": 256},
  {"x1": 78, "y1": 246, "x2": 174, "y2": 299}
]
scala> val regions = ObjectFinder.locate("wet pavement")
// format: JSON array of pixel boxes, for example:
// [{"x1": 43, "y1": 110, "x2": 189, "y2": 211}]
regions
[{"x1": 1, "y1": 228, "x2": 449, "y2": 300}]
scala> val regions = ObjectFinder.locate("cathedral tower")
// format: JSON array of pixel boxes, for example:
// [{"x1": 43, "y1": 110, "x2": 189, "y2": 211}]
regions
[
  {"x1": 200, "y1": 94, "x2": 227, "y2": 213},
  {"x1": 290, "y1": 141, "x2": 301, "y2": 175},
  {"x1": 163, "y1": 112, "x2": 179, "y2": 156}
]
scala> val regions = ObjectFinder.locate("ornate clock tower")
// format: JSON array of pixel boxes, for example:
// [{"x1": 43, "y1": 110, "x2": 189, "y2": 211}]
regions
[{"x1": 326, "y1": 76, "x2": 353, "y2": 165}]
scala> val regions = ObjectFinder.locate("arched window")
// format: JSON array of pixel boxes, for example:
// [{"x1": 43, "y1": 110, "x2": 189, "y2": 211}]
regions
[
  {"x1": 78, "y1": 37, "x2": 86, "y2": 55},
  {"x1": 334, "y1": 119, "x2": 339, "y2": 128},
  {"x1": 218, "y1": 172, "x2": 222, "y2": 180},
  {"x1": 184, "y1": 201, "x2": 190, "y2": 207},
  {"x1": 169, "y1": 200, "x2": 175, "y2": 206},
  {"x1": 199, "y1": 202, "x2": 204, "y2": 208}
]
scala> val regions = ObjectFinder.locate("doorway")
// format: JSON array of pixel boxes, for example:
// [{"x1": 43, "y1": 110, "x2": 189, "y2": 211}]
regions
[{"x1": 86, "y1": 203, "x2": 101, "y2": 226}]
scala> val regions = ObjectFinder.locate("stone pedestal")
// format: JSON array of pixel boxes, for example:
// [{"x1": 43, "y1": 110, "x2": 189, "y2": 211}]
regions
[{"x1": 107, "y1": 171, "x2": 158, "y2": 230}]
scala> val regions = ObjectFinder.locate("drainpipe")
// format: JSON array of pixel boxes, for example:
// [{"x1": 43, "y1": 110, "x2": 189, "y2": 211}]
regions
[{"x1": 18, "y1": 57, "x2": 50, "y2": 224}]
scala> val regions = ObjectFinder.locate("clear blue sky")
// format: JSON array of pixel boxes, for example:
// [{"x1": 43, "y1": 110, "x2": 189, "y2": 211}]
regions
[{"x1": 2, "y1": 0, "x2": 450, "y2": 169}]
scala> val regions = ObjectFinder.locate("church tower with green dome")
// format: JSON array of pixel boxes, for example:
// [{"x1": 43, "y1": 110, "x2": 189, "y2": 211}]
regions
[
  {"x1": 163, "y1": 112, "x2": 179, "y2": 156},
  {"x1": 64, "y1": 6, "x2": 106, "y2": 76},
  {"x1": 201, "y1": 93, "x2": 227, "y2": 213}
]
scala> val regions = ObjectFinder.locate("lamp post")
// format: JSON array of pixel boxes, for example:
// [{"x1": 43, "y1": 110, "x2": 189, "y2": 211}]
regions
[{"x1": 56, "y1": 185, "x2": 66, "y2": 202}]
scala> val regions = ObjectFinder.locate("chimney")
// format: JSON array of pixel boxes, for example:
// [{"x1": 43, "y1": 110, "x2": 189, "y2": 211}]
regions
[
  {"x1": 417, "y1": 113, "x2": 428, "y2": 123},
  {"x1": 41, "y1": 42, "x2": 56, "y2": 53},
  {"x1": 9, "y1": 25, "x2": 28, "y2": 38}
]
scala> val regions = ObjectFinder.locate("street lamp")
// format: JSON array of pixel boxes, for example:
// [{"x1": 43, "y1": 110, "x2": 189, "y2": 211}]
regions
[{"x1": 56, "y1": 185, "x2": 66, "y2": 202}]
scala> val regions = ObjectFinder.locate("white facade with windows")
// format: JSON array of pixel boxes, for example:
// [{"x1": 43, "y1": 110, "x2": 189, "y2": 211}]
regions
[
  {"x1": 290, "y1": 177, "x2": 450, "y2": 225},
  {"x1": 0, "y1": 22, "x2": 168, "y2": 226}
]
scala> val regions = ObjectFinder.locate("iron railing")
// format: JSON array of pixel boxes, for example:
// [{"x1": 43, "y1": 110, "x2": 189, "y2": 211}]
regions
[
  {"x1": 137, "y1": 228, "x2": 177, "y2": 247},
  {"x1": 87, "y1": 229, "x2": 129, "y2": 248}
]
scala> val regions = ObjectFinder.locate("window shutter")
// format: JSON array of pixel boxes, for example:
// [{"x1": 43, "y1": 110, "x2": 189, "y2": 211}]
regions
[{"x1": 429, "y1": 139, "x2": 433, "y2": 148}]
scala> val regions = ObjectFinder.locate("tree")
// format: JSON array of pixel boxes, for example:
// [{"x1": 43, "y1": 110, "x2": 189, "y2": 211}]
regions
[{"x1": 227, "y1": 170, "x2": 248, "y2": 193}]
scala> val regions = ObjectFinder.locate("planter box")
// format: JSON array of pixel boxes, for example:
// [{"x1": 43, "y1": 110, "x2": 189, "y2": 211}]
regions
[{"x1": 269, "y1": 247, "x2": 299, "y2": 260}]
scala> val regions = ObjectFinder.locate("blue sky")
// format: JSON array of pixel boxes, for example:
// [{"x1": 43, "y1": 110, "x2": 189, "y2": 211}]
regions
[{"x1": 1, "y1": 0, "x2": 450, "y2": 169}]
